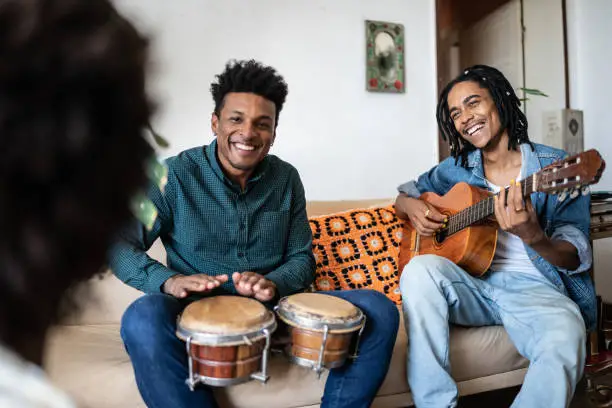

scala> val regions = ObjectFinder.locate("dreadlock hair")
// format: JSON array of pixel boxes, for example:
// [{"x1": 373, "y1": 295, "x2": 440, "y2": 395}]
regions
[
  {"x1": 436, "y1": 64, "x2": 533, "y2": 167},
  {"x1": 210, "y1": 59, "x2": 289, "y2": 128}
]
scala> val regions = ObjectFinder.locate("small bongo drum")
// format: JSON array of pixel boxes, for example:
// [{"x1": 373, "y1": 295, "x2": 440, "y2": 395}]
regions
[
  {"x1": 176, "y1": 296, "x2": 277, "y2": 389},
  {"x1": 275, "y1": 293, "x2": 365, "y2": 375}
]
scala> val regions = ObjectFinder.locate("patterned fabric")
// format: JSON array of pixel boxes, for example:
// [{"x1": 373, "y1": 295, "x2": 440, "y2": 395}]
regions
[
  {"x1": 309, "y1": 205, "x2": 403, "y2": 304},
  {"x1": 109, "y1": 139, "x2": 315, "y2": 298}
]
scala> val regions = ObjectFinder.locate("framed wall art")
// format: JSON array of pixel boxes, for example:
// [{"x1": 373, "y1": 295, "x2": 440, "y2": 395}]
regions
[{"x1": 365, "y1": 20, "x2": 405, "y2": 93}]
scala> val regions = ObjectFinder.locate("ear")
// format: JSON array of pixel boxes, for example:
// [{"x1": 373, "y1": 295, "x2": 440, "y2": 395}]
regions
[{"x1": 211, "y1": 112, "x2": 219, "y2": 136}]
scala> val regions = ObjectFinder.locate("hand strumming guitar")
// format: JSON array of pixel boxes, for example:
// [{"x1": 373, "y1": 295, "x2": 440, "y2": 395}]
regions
[{"x1": 395, "y1": 194, "x2": 447, "y2": 236}]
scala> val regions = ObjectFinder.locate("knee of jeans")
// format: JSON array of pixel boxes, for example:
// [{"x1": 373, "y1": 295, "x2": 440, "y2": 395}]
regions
[
  {"x1": 353, "y1": 291, "x2": 400, "y2": 335},
  {"x1": 399, "y1": 255, "x2": 446, "y2": 298},
  {"x1": 534, "y1": 312, "x2": 586, "y2": 361},
  {"x1": 120, "y1": 294, "x2": 176, "y2": 347}
]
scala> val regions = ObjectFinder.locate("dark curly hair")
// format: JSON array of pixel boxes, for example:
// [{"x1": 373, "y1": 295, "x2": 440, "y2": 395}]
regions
[
  {"x1": 436, "y1": 64, "x2": 533, "y2": 167},
  {"x1": 210, "y1": 59, "x2": 289, "y2": 127},
  {"x1": 0, "y1": 0, "x2": 153, "y2": 363}
]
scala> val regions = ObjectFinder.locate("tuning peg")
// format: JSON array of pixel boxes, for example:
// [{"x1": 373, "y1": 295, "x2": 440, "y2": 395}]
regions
[
  {"x1": 570, "y1": 189, "x2": 580, "y2": 199},
  {"x1": 582, "y1": 186, "x2": 590, "y2": 196},
  {"x1": 558, "y1": 190, "x2": 567, "y2": 202}
]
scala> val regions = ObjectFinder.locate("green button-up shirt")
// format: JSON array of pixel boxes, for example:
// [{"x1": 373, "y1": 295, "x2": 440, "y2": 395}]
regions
[{"x1": 109, "y1": 140, "x2": 315, "y2": 297}]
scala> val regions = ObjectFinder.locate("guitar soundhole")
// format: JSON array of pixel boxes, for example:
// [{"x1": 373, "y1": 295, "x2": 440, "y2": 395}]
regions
[{"x1": 434, "y1": 228, "x2": 448, "y2": 244}]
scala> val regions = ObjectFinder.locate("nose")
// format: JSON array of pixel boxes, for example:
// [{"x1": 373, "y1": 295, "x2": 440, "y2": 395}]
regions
[
  {"x1": 460, "y1": 110, "x2": 474, "y2": 126},
  {"x1": 241, "y1": 121, "x2": 256, "y2": 138}
]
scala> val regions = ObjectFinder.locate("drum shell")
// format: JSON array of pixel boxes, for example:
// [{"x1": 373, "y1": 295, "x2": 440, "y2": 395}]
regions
[
  {"x1": 176, "y1": 296, "x2": 277, "y2": 387},
  {"x1": 275, "y1": 293, "x2": 365, "y2": 370},
  {"x1": 287, "y1": 326, "x2": 355, "y2": 367},
  {"x1": 188, "y1": 339, "x2": 265, "y2": 380}
]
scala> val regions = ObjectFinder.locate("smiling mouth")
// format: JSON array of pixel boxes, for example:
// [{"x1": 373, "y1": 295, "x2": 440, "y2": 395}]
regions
[
  {"x1": 231, "y1": 142, "x2": 260, "y2": 153},
  {"x1": 465, "y1": 122, "x2": 485, "y2": 137}
]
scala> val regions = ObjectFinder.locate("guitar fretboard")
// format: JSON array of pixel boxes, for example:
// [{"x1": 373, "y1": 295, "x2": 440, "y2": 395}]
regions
[{"x1": 446, "y1": 177, "x2": 535, "y2": 235}]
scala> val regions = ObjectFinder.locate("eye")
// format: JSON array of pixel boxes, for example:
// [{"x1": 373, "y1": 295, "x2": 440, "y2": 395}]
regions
[
  {"x1": 258, "y1": 123, "x2": 271, "y2": 130},
  {"x1": 229, "y1": 117, "x2": 241, "y2": 123},
  {"x1": 468, "y1": 100, "x2": 479, "y2": 107},
  {"x1": 451, "y1": 112, "x2": 460, "y2": 121}
]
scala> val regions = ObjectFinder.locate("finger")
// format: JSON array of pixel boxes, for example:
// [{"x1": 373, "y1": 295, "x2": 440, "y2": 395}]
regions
[
  {"x1": 494, "y1": 195, "x2": 508, "y2": 230},
  {"x1": 424, "y1": 205, "x2": 446, "y2": 222},
  {"x1": 232, "y1": 272, "x2": 242, "y2": 284},
  {"x1": 511, "y1": 180, "x2": 524, "y2": 213},
  {"x1": 411, "y1": 218, "x2": 435, "y2": 236},
  {"x1": 421, "y1": 218, "x2": 445, "y2": 231},
  {"x1": 254, "y1": 288, "x2": 273, "y2": 302},
  {"x1": 215, "y1": 274, "x2": 229, "y2": 283},
  {"x1": 525, "y1": 197, "x2": 536, "y2": 215},
  {"x1": 253, "y1": 278, "x2": 273, "y2": 292},
  {"x1": 242, "y1": 275, "x2": 261, "y2": 291},
  {"x1": 179, "y1": 279, "x2": 211, "y2": 294},
  {"x1": 189, "y1": 275, "x2": 221, "y2": 290}
]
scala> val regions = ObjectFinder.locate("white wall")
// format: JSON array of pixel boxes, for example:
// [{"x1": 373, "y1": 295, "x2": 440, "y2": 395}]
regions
[
  {"x1": 566, "y1": 0, "x2": 612, "y2": 300},
  {"x1": 114, "y1": 0, "x2": 438, "y2": 200},
  {"x1": 459, "y1": 0, "x2": 523, "y2": 93},
  {"x1": 522, "y1": 0, "x2": 566, "y2": 144},
  {"x1": 457, "y1": 0, "x2": 566, "y2": 144}
]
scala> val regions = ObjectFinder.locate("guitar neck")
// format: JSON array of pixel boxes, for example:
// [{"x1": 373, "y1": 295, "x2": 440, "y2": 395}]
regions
[{"x1": 446, "y1": 177, "x2": 536, "y2": 235}]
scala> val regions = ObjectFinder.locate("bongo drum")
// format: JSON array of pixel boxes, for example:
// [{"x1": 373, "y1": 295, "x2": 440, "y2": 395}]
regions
[
  {"x1": 176, "y1": 296, "x2": 277, "y2": 389},
  {"x1": 275, "y1": 293, "x2": 365, "y2": 375}
]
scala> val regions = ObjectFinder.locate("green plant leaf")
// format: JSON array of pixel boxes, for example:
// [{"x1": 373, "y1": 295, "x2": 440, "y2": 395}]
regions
[
  {"x1": 130, "y1": 192, "x2": 158, "y2": 231},
  {"x1": 518, "y1": 87, "x2": 549, "y2": 97},
  {"x1": 146, "y1": 156, "x2": 168, "y2": 193},
  {"x1": 147, "y1": 123, "x2": 170, "y2": 148}
]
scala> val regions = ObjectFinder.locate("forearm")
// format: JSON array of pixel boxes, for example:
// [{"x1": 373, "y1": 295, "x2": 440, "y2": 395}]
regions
[
  {"x1": 265, "y1": 254, "x2": 315, "y2": 298},
  {"x1": 109, "y1": 240, "x2": 177, "y2": 293},
  {"x1": 529, "y1": 236, "x2": 581, "y2": 271},
  {"x1": 394, "y1": 193, "x2": 413, "y2": 220}
]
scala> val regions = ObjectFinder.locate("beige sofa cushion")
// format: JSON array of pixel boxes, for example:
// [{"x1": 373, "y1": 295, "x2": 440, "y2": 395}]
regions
[{"x1": 44, "y1": 308, "x2": 528, "y2": 408}]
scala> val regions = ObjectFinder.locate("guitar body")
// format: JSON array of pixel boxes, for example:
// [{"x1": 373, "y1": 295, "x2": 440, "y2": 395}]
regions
[{"x1": 399, "y1": 182, "x2": 498, "y2": 277}]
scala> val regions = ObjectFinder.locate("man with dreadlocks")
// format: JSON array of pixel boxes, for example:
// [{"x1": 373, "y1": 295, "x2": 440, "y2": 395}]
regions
[
  {"x1": 110, "y1": 59, "x2": 399, "y2": 408},
  {"x1": 395, "y1": 65, "x2": 593, "y2": 407}
]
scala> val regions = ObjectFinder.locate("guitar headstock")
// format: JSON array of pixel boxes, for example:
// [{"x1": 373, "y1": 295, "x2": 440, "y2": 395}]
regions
[{"x1": 536, "y1": 149, "x2": 606, "y2": 201}]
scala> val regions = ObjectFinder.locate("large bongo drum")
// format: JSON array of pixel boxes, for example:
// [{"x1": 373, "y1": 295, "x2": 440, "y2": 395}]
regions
[
  {"x1": 275, "y1": 293, "x2": 365, "y2": 375},
  {"x1": 176, "y1": 296, "x2": 277, "y2": 389}
]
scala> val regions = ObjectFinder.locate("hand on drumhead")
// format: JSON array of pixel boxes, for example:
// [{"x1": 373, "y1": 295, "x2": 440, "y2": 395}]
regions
[
  {"x1": 232, "y1": 271, "x2": 277, "y2": 302},
  {"x1": 162, "y1": 274, "x2": 229, "y2": 298}
]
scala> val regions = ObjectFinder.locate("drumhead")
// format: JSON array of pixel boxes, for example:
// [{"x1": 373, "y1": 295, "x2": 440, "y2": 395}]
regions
[
  {"x1": 177, "y1": 296, "x2": 276, "y2": 345},
  {"x1": 276, "y1": 293, "x2": 364, "y2": 333}
]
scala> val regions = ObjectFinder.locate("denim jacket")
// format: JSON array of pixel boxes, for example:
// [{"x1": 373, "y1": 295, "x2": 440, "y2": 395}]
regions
[{"x1": 398, "y1": 143, "x2": 596, "y2": 331}]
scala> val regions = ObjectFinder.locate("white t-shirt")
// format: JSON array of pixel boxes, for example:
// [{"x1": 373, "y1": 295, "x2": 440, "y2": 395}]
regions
[
  {"x1": 485, "y1": 168, "x2": 541, "y2": 276},
  {"x1": 0, "y1": 345, "x2": 75, "y2": 408}
]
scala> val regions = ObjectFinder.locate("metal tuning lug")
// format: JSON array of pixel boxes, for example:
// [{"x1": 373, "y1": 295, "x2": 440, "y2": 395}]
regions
[{"x1": 570, "y1": 188, "x2": 580, "y2": 199}]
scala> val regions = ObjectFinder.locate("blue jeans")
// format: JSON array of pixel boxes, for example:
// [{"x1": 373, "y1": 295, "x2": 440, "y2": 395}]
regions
[
  {"x1": 120, "y1": 289, "x2": 398, "y2": 408},
  {"x1": 400, "y1": 255, "x2": 586, "y2": 408}
]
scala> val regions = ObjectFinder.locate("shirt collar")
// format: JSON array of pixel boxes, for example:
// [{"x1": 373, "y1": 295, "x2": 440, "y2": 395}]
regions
[
  {"x1": 204, "y1": 139, "x2": 270, "y2": 190},
  {"x1": 467, "y1": 143, "x2": 536, "y2": 179}
]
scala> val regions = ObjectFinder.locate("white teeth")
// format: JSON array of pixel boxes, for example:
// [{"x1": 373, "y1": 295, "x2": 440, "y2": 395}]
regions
[
  {"x1": 467, "y1": 124, "x2": 484, "y2": 136},
  {"x1": 234, "y1": 142, "x2": 255, "y2": 151}
]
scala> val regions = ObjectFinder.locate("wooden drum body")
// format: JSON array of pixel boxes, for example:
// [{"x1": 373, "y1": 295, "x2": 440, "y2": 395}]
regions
[
  {"x1": 176, "y1": 296, "x2": 277, "y2": 389},
  {"x1": 275, "y1": 293, "x2": 365, "y2": 375}
]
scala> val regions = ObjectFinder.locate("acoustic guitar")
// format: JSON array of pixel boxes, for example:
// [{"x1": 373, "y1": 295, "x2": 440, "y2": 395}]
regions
[{"x1": 398, "y1": 149, "x2": 606, "y2": 277}]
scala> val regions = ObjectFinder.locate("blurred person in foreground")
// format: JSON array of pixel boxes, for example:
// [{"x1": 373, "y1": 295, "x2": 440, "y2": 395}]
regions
[{"x1": 0, "y1": 0, "x2": 154, "y2": 406}]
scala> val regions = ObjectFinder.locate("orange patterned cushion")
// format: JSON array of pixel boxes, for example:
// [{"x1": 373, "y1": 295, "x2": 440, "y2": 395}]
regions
[{"x1": 308, "y1": 205, "x2": 403, "y2": 304}]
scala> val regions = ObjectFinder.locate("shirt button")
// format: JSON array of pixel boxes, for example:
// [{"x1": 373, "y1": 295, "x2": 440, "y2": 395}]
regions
[{"x1": 238, "y1": 252, "x2": 245, "y2": 257}]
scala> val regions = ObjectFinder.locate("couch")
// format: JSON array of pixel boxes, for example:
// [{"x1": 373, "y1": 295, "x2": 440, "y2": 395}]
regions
[{"x1": 43, "y1": 199, "x2": 529, "y2": 408}]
